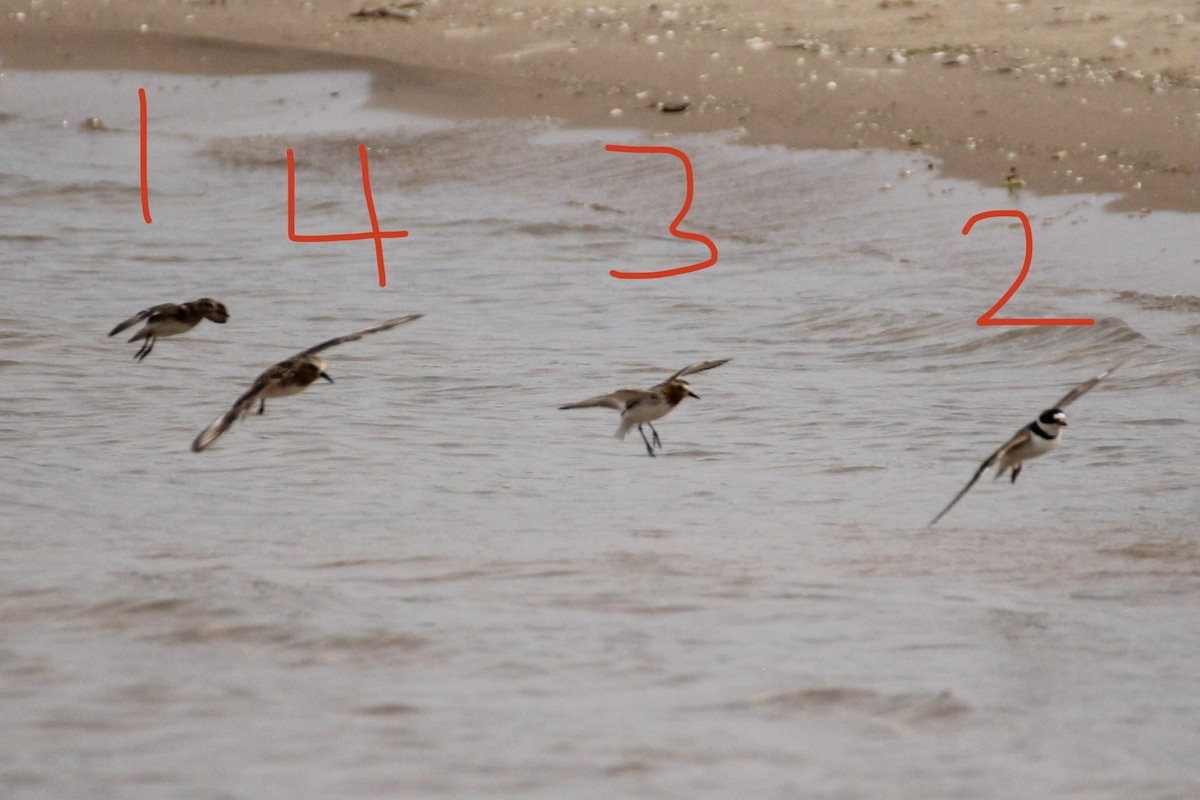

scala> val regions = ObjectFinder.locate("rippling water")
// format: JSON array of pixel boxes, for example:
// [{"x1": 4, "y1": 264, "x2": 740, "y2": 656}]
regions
[{"x1": 1, "y1": 69, "x2": 1197, "y2": 799}]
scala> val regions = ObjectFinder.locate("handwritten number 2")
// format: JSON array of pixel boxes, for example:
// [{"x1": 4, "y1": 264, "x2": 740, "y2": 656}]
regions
[
  {"x1": 605, "y1": 145, "x2": 717, "y2": 280},
  {"x1": 963, "y1": 209, "x2": 1093, "y2": 327}
]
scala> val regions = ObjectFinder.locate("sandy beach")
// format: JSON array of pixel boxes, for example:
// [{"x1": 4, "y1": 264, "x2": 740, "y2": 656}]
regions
[{"x1": 1, "y1": 0, "x2": 1196, "y2": 212}]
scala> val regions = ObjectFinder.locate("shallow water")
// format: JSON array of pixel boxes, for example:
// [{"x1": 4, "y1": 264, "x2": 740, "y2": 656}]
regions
[{"x1": 1, "y1": 69, "x2": 1197, "y2": 799}]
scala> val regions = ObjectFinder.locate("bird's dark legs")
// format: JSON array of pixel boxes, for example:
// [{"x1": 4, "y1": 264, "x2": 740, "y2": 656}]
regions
[
  {"x1": 1011, "y1": 464, "x2": 1022, "y2": 483},
  {"x1": 133, "y1": 336, "x2": 154, "y2": 362},
  {"x1": 647, "y1": 422, "x2": 662, "y2": 450},
  {"x1": 258, "y1": 399, "x2": 266, "y2": 415},
  {"x1": 637, "y1": 424, "x2": 656, "y2": 457}
]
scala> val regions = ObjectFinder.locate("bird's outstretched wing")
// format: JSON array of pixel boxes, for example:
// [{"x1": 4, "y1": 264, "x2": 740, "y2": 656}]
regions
[
  {"x1": 929, "y1": 428, "x2": 1032, "y2": 526},
  {"x1": 928, "y1": 362, "x2": 1123, "y2": 526},
  {"x1": 108, "y1": 303, "x2": 173, "y2": 337},
  {"x1": 559, "y1": 389, "x2": 649, "y2": 411},
  {"x1": 299, "y1": 314, "x2": 423, "y2": 357},
  {"x1": 191, "y1": 315, "x2": 421, "y2": 452},
  {"x1": 1052, "y1": 362, "x2": 1123, "y2": 410},
  {"x1": 191, "y1": 369, "x2": 278, "y2": 452},
  {"x1": 659, "y1": 358, "x2": 731, "y2": 386}
]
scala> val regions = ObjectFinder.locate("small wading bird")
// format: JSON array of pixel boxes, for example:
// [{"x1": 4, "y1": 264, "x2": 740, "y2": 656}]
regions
[
  {"x1": 1005, "y1": 166, "x2": 1027, "y2": 194},
  {"x1": 559, "y1": 358, "x2": 730, "y2": 457},
  {"x1": 929, "y1": 364, "x2": 1121, "y2": 526},
  {"x1": 109, "y1": 298, "x2": 230, "y2": 361},
  {"x1": 191, "y1": 314, "x2": 422, "y2": 452}
]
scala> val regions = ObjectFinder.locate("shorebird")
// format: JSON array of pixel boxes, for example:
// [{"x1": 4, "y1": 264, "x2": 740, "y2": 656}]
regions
[
  {"x1": 559, "y1": 358, "x2": 730, "y2": 457},
  {"x1": 929, "y1": 364, "x2": 1120, "y2": 526},
  {"x1": 191, "y1": 314, "x2": 422, "y2": 452},
  {"x1": 1005, "y1": 166, "x2": 1027, "y2": 194},
  {"x1": 109, "y1": 298, "x2": 230, "y2": 361}
]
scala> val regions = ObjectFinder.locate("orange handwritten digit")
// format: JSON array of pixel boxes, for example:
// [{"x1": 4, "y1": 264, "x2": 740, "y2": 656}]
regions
[
  {"x1": 138, "y1": 88, "x2": 151, "y2": 224},
  {"x1": 287, "y1": 145, "x2": 407, "y2": 288},
  {"x1": 963, "y1": 209, "x2": 1093, "y2": 326},
  {"x1": 604, "y1": 144, "x2": 717, "y2": 280}
]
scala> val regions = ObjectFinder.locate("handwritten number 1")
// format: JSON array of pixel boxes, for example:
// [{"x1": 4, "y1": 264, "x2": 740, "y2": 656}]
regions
[
  {"x1": 963, "y1": 209, "x2": 1093, "y2": 326},
  {"x1": 139, "y1": 88, "x2": 151, "y2": 224}
]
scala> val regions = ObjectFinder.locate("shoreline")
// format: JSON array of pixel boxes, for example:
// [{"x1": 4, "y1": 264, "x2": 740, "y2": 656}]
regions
[{"x1": 1, "y1": 1, "x2": 1196, "y2": 213}]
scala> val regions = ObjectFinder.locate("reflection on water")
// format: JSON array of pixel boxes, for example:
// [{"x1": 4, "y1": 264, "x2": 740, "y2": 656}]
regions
[{"x1": 0, "y1": 69, "x2": 1197, "y2": 799}]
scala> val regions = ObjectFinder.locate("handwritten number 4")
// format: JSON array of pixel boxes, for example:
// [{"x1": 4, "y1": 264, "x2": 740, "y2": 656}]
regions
[
  {"x1": 287, "y1": 145, "x2": 407, "y2": 288},
  {"x1": 963, "y1": 209, "x2": 1093, "y2": 326}
]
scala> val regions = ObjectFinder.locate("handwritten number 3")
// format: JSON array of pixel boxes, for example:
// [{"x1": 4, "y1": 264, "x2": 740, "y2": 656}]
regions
[
  {"x1": 963, "y1": 209, "x2": 1093, "y2": 327},
  {"x1": 605, "y1": 145, "x2": 718, "y2": 280}
]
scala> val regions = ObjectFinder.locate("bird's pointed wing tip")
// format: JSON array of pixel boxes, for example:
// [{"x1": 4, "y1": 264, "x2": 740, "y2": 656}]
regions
[
  {"x1": 301, "y1": 314, "x2": 423, "y2": 355},
  {"x1": 665, "y1": 357, "x2": 732, "y2": 383},
  {"x1": 1054, "y1": 360, "x2": 1126, "y2": 408}
]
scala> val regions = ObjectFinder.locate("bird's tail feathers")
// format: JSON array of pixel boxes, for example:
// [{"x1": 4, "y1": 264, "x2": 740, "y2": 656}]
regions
[
  {"x1": 559, "y1": 397, "x2": 611, "y2": 410},
  {"x1": 192, "y1": 409, "x2": 239, "y2": 452}
]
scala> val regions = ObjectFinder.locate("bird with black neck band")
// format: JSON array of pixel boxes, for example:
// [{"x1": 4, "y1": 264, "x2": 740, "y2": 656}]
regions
[{"x1": 929, "y1": 363, "x2": 1122, "y2": 526}]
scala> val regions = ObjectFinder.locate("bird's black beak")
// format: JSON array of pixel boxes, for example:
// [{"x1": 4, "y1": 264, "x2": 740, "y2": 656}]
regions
[
  {"x1": 320, "y1": 372, "x2": 334, "y2": 384},
  {"x1": 688, "y1": 391, "x2": 700, "y2": 399}
]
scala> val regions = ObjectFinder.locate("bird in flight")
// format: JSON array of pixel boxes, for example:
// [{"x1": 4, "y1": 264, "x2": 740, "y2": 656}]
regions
[
  {"x1": 109, "y1": 298, "x2": 229, "y2": 361},
  {"x1": 929, "y1": 363, "x2": 1121, "y2": 526},
  {"x1": 191, "y1": 314, "x2": 422, "y2": 452},
  {"x1": 559, "y1": 358, "x2": 730, "y2": 457}
]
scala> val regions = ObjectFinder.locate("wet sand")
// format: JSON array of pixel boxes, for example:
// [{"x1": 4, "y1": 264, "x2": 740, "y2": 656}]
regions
[{"x1": 1, "y1": 0, "x2": 1197, "y2": 213}]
